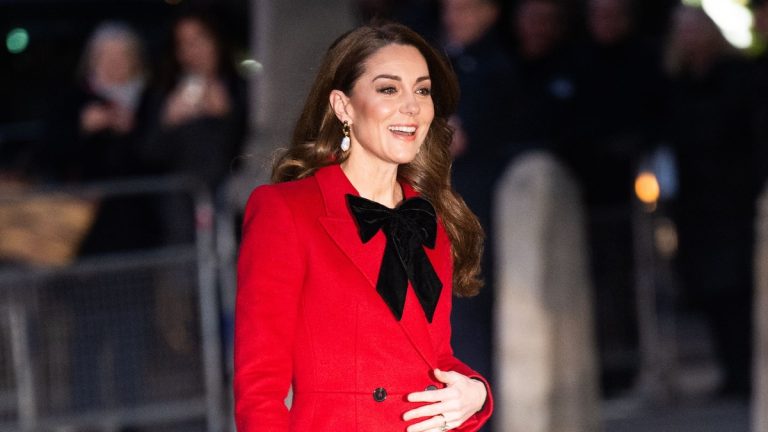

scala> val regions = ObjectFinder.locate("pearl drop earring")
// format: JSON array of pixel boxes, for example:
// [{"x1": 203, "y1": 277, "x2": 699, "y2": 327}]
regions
[{"x1": 341, "y1": 121, "x2": 351, "y2": 152}]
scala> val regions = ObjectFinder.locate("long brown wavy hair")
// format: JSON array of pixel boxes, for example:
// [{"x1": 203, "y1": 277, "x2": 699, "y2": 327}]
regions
[{"x1": 271, "y1": 22, "x2": 484, "y2": 296}]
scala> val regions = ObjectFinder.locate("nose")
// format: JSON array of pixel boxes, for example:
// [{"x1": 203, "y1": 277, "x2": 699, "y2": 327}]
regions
[{"x1": 400, "y1": 93, "x2": 420, "y2": 116}]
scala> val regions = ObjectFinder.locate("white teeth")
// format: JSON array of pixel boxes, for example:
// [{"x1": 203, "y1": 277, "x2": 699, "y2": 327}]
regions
[{"x1": 388, "y1": 125, "x2": 416, "y2": 133}]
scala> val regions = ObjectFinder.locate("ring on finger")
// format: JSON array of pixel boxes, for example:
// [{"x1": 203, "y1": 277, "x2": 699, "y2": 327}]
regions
[{"x1": 437, "y1": 414, "x2": 448, "y2": 431}]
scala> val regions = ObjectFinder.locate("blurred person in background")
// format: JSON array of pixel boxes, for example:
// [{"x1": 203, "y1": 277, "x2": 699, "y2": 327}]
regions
[
  {"x1": 663, "y1": 4, "x2": 755, "y2": 399},
  {"x1": 141, "y1": 8, "x2": 248, "y2": 244},
  {"x1": 40, "y1": 21, "x2": 155, "y2": 411},
  {"x1": 137, "y1": 8, "x2": 249, "y2": 384},
  {"x1": 439, "y1": 0, "x2": 515, "y2": 402},
  {"x1": 566, "y1": 0, "x2": 665, "y2": 395},
  {"x1": 441, "y1": 0, "x2": 513, "y2": 162},
  {"x1": 40, "y1": 20, "x2": 158, "y2": 254},
  {"x1": 506, "y1": 0, "x2": 578, "y2": 156},
  {"x1": 42, "y1": 21, "x2": 151, "y2": 186},
  {"x1": 61, "y1": 21, "x2": 158, "y2": 255}
]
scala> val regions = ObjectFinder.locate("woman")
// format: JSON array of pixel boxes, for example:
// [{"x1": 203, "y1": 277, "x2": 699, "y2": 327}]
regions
[
  {"x1": 40, "y1": 21, "x2": 155, "y2": 410},
  {"x1": 235, "y1": 23, "x2": 493, "y2": 431},
  {"x1": 141, "y1": 9, "x2": 247, "y2": 190},
  {"x1": 43, "y1": 21, "x2": 149, "y2": 183},
  {"x1": 140, "y1": 9, "x2": 247, "y2": 245}
]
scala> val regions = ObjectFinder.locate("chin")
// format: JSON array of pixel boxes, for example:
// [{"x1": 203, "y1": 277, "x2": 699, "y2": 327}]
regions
[
  {"x1": 391, "y1": 148, "x2": 421, "y2": 165},
  {"x1": 388, "y1": 155, "x2": 415, "y2": 166}
]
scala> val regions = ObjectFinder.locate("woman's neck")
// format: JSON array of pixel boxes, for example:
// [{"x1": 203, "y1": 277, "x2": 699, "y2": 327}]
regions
[{"x1": 340, "y1": 160, "x2": 402, "y2": 208}]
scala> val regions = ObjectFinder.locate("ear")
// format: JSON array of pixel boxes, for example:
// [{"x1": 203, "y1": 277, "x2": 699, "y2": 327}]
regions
[{"x1": 329, "y1": 90, "x2": 354, "y2": 124}]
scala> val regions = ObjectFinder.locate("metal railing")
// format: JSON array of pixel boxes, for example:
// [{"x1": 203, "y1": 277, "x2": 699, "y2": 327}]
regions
[{"x1": 0, "y1": 176, "x2": 228, "y2": 432}]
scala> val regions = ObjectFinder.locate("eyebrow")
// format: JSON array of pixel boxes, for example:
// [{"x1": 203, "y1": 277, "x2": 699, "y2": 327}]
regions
[{"x1": 372, "y1": 74, "x2": 431, "y2": 83}]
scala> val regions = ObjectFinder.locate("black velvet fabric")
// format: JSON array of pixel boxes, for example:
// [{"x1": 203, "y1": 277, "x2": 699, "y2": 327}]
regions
[{"x1": 346, "y1": 194, "x2": 442, "y2": 322}]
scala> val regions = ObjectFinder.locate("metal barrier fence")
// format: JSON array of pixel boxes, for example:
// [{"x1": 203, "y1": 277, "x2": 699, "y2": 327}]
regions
[{"x1": 0, "y1": 177, "x2": 227, "y2": 432}]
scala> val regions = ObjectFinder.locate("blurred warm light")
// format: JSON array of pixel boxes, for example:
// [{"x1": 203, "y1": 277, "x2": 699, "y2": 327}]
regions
[
  {"x1": 6, "y1": 28, "x2": 29, "y2": 54},
  {"x1": 635, "y1": 171, "x2": 660, "y2": 205},
  {"x1": 701, "y1": 0, "x2": 754, "y2": 48}
]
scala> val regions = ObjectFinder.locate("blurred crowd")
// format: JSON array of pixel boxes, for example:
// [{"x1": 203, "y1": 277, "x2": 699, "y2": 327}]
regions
[
  {"x1": 355, "y1": 0, "x2": 768, "y2": 402},
  {"x1": 6, "y1": 6, "x2": 249, "y2": 253},
  {"x1": 1, "y1": 4, "x2": 248, "y2": 414},
  {"x1": 2, "y1": 0, "x2": 767, "y2": 415}
]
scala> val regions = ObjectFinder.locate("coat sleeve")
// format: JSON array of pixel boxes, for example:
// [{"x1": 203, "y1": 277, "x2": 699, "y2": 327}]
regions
[
  {"x1": 235, "y1": 185, "x2": 306, "y2": 431},
  {"x1": 433, "y1": 245, "x2": 494, "y2": 431}
]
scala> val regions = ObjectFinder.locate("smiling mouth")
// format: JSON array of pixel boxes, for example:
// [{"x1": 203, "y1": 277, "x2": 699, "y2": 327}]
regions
[{"x1": 388, "y1": 125, "x2": 417, "y2": 137}]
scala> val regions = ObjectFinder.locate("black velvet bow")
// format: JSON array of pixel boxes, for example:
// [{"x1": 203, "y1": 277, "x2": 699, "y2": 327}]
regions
[{"x1": 346, "y1": 194, "x2": 443, "y2": 322}]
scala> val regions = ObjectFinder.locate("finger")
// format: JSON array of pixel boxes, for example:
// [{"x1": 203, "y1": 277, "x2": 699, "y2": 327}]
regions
[
  {"x1": 434, "y1": 368, "x2": 462, "y2": 385},
  {"x1": 406, "y1": 414, "x2": 448, "y2": 432},
  {"x1": 407, "y1": 387, "x2": 453, "y2": 403},
  {"x1": 403, "y1": 401, "x2": 449, "y2": 421}
]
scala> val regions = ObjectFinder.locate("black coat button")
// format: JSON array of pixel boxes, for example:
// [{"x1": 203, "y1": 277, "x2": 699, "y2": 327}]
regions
[
  {"x1": 425, "y1": 385, "x2": 438, "y2": 391},
  {"x1": 373, "y1": 387, "x2": 387, "y2": 402}
]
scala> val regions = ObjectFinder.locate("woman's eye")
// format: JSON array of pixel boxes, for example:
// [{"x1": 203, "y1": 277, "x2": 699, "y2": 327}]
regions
[
  {"x1": 377, "y1": 86, "x2": 397, "y2": 95},
  {"x1": 416, "y1": 87, "x2": 432, "y2": 96}
]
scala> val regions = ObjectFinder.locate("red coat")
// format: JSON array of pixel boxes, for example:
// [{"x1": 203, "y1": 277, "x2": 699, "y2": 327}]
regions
[{"x1": 235, "y1": 164, "x2": 493, "y2": 431}]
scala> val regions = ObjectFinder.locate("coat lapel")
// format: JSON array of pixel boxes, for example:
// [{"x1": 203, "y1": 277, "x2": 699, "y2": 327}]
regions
[
  {"x1": 316, "y1": 164, "x2": 384, "y2": 289},
  {"x1": 314, "y1": 165, "x2": 438, "y2": 368}
]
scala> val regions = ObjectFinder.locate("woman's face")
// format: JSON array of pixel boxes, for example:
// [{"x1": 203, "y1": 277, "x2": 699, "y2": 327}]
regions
[
  {"x1": 342, "y1": 44, "x2": 435, "y2": 168},
  {"x1": 175, "y1": 18, "x2": 218, "y2": 76},
  {"x1": 92, "y1": 38, "x2": 140, "y2": 86},
  {"x1": 516, "y1": 0, "x2": 563, "y2": 58},
  {"x1": 441, "y1": 0, "x2": 499, "y2": 47},
  {"x1": 588, "y1": 0, "x2": 631, "y2": 45}
]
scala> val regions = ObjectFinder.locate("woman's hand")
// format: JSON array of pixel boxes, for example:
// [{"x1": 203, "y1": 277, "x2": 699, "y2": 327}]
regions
[
  {"x1": 163, "y1": 78, "x2": 231, "y2": 126},
  {"x1": 403, "y1": 368, "x2": 487, "y2": 432},
  {"x1": 202, "y1": 79, "x2": 231, "y2": 117},
  {"x1": 163, "y1": 87, "x2": 200, "y2": 126},
  {"x1": 80, "y1": 103, "x2": 113, "y2": 133},
  {"x1": 81, "y1": 103, "x2": 134, "y2": 135}
]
